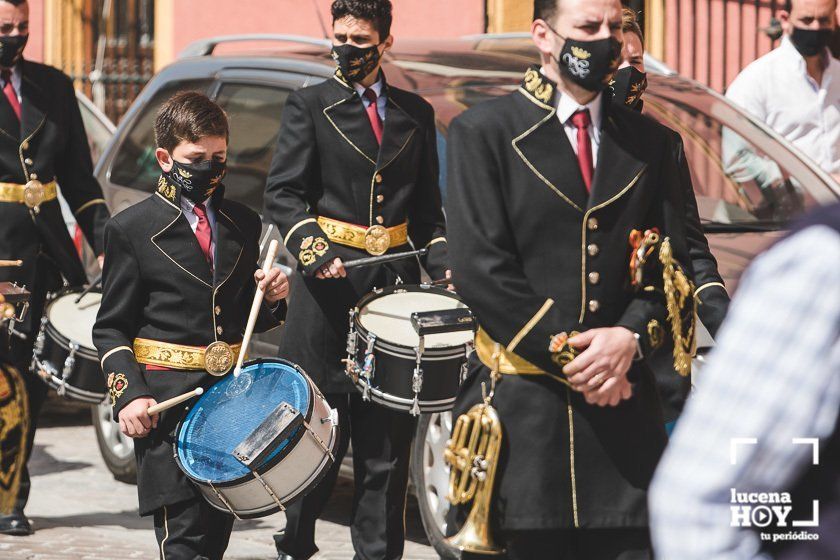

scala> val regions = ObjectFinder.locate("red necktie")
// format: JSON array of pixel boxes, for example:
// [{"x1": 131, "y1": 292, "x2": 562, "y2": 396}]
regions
[
  {"x1": 1, "y1": 70, "x2": 21, "y2": 122},
  {"x1": 193, "y1": 202, "x2": 213, "y2": 266},
  {"x1": 363, "y1": 88, "x2": 383, "y2": 145},
  {"x1": 570, "y1": 109, "x2": 594, "y2": 192}
]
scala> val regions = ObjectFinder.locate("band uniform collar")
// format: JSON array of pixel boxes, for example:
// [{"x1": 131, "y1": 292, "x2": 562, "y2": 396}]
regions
[
  {"x1": 334, "y1": 67, "x2": 388, "y2": 95},
  {"x1": 520, "y1": 65, "x2": 557, "y2": 107}
]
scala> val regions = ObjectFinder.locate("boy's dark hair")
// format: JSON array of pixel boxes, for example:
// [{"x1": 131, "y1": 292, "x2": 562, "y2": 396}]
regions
[
  {"x1": 0, "y1": 0, "x2": 27, "y2": 6},
  {"x1": 533, "y1": 0, "x2": 560, "y2": 22},
  {"x1": 331, "y1": 0, "x2": 393, "y2": 41},
  {"x1": 154, "y1": 91, "x2": 229, "y2": 153}
]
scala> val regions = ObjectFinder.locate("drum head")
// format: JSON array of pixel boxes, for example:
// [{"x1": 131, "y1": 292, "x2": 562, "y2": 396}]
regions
[
  {"x1": 176, "y1": 360, "x2": 311, "y2": 484},
  {"x1": 358, "y1": 289, "x2": 473, "y2": 349},
  {"x1": 46, "y1": 292, "x2": 101, "y2": 350}
]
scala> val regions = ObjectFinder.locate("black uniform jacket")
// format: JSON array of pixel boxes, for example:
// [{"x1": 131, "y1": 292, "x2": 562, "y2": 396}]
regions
[
  {"x1": 649, "y1": 131, "x2": 731, "y2": 423},
  {"x1": 0, "y1": 60, "x2": 109, "y2": 324},
  {"x1": 264, "y1": 71, "x2": 447, "y2": 392},
  {"x1": 446, "y1": 67, "x2": 694, "y2": 530},
  {"x1": 93, "y1": 182, "x2": 285, "y2": 514}
]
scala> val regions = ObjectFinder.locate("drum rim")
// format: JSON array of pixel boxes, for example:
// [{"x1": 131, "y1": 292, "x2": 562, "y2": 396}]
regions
[
  {"x1": 41, "y1": 322, "x2": 99, "y2": 360},
  {"x1": 43, "y1": 288, "x2": 101, "y2": 358},
  {"x1": 354, "y1": 381, "x2": 455, "y2": 412},
  {"x1": 353, "y1": 284, "x2": 473, "y2": 354},
  {"x1": 40, "y1": 371, "x2": 106, "y2": 403},
  {"x1": 174, "y1": 357, "x2": 317, "y2": 489}
]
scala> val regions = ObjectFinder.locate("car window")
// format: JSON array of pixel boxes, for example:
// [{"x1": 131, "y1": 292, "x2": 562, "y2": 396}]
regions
[
  {"x1": 76, "y1": 96, "x2": 114, "y2": 166},
  {"x1": 109, "y1": 79, "x2": 213, "y2": 192},
  {"x1": 643, "y1": 92, "x2": 837, "y2": 228},
  {"x1": 212, "y1": 83, "x2": 290, "y2": 212}
]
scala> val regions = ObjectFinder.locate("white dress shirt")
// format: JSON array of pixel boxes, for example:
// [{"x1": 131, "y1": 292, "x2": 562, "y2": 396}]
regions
[
  {"x1": 354, "y1": 76, "x2": 387, "y2": 122},
  {"x1": 542, "y1": 67, "x2": 603, "y2": 167},
  {"x1": 726, "y1": 36, "x2": 840, "y2": 175},
  {"x1": 649, "y1": 224, "x2": 840, "y2": 559},
  {"x1": 180, "y1": 196, "x2": 217, "y2": 269}
]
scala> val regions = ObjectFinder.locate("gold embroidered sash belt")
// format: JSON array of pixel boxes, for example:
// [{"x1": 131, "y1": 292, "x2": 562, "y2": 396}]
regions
[
  {"x1": 317, "y1": 216, "x2": 408, "y2": 256},
  {"x1": 133, "y1": 338, "x2": 243, "y2": 376},
  {"x1": 0, "y1": 180, "x2": 57, "y2": 208},
  {"x1": 474, "y1": 327, "x2": 571, "y2": 388}
]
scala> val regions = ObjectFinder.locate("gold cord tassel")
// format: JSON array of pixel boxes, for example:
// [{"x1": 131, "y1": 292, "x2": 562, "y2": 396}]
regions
[{"x1": 659, "y1": 238, "x2": 696, "y2": 377}]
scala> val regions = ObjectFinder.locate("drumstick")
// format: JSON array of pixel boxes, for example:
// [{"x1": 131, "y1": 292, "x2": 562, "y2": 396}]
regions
[
  {"x1": 234, "y1": 239, "x2": 280, "y2": 378},
  {"x1": 0, "y1": 260, "x2": 22, "y2": 267},
  {"x1": 342, "y1": 248, "x2": 427, "y2": 270},
  {"x1": 148, "y1": 387, "x2": 204, "y2": 415}
]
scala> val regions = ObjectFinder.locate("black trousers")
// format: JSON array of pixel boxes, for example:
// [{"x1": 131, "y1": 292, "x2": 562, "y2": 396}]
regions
[
  {"x1": 152, "y1": 497, "x2": 234, "y2": 560},
  {"x1": 463, "y1": 528, "x2": 653, "y2": 560},
  {"x1": 275, "y1": 392, "x2": 417, "y2": 560}
]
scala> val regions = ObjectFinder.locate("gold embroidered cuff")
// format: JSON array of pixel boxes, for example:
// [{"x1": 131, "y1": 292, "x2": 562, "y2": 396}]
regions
[
  {"x1": 317, "y1": 216, "x2": 408, "y2": 256},
  {"x1": 133, "y1": 338, "x2": 243, "y2": 375}
]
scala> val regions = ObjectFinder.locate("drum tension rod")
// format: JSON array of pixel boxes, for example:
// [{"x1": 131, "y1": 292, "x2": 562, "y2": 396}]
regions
[{"x1": 208, "y1": 481, "x2": 242, "y2": 521}]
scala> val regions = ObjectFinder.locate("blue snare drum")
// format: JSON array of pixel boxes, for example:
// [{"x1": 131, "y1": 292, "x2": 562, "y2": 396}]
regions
[{"x1": 174, "y1": 358, "x2": 339, "y2": 519}]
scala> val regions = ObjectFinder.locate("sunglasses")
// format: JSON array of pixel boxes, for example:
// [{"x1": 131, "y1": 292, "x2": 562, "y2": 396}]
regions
[{"x1": 0, "y1": 22, "x2": 28, "y2": 36}]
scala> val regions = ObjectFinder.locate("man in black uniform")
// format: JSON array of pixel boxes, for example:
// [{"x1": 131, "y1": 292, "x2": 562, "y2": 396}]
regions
[
  {"x1": 446, "y1": 0, "x2": 696, "y2": 557},
  {"x1": 0, "y1": 0, "x2": 110, "y2": 535},
  {"x1": 264, "y1": 1, "x2": 447, "y2": 558},
  {"x1": 93, "y1": 92, "x2": 288, "y2": 559},
  {"x1": 611, "y1": 8, "x2": 730, "y2": 432}
]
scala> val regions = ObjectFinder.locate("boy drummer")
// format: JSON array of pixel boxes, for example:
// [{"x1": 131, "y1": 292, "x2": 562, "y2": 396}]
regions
[{"x1": 93, "y1": 91, "x2": 288, "y2": 559}]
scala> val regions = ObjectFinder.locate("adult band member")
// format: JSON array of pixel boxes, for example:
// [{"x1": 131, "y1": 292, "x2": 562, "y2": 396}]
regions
[
  {"x1": 93, "y1": 92, "x2": 288, "y2": 560},
  {"x1": 0, "y1": 0, "x2": 110, "y2": 535},
  {"x1": 611, "y1": 8, "x2": 730, "y2": 432},
  {"x1": 264, "y1": 1, "x2": 447, "y2": 557},
  {"x1": 446, "y1": 0, "x2": 695, "y2": 557}
]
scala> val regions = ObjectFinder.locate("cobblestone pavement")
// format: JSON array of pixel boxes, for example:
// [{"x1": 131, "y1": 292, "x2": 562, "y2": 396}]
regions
[{"x1": 0, "y1": 412, "x2": 439, "y2": 559}]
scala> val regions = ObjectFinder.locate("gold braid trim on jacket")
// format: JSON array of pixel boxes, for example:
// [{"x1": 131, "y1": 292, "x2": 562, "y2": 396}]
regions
[{"x1": 659, "y1": 237, "x2": 696, "y2": 377}]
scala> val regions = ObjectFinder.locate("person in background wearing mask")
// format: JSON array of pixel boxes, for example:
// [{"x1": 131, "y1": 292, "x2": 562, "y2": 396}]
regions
[
  {"x1": 612, "y1": 8, "x2": 730, "y2": 434},
  {"x1": 445, "y1": 0, "x2": 697, "y2": 556},
  {"x1": 0, "y1": 0, "x2": 110, "y2": 535},
  {"x1": 93, "y1": 91, "x2": 288, "y2": 559},
  {"x1": 726, "y1": 0, "x2": 840, "y2": 180},
  {"x1": 264, "y1": 1, "x2": 448, "y2": 558}
]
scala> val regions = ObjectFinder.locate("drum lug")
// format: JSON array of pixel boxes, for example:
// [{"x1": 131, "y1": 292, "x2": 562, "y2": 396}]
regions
[
  {"x1": 31, "y1": 317, "x2": 47, "y2": 364},
  {"x1": 410, "y1": 337, "x2": 425, "y2": 416},
  {"x1": 62, "y1": 342, "x2": 79, "y2": 380},
  {"x1": 360, "y1": 335, "x2": 376, "y2": 401},
  {"x1": 460, "y1": 341, "x2": 474, "y2": 383},
  {"x1": 208, "y1": 482, "x2": 242, "y2": 521}
]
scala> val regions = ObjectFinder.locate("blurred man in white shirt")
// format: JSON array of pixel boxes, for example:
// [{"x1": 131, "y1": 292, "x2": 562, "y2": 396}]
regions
[{"x1": 726, "y1": 0, "x2": 840, "y2": 179}]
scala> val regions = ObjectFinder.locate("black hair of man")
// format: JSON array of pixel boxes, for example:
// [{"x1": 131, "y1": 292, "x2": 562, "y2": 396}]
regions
[
  {"x1": 331, "y1": 0, "x2": 393, "y2": 40},
  {"x1": 0, "y1": 0, "x2": 27, "y2": 6},
  {"x1": 534, "y1": 0, "x2": 560, "y2": 22}
]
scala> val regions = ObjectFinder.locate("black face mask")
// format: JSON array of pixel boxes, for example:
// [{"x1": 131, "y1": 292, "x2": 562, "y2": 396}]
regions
[
  {"x1": 790, "y1": 27, "x2": 832, "y2": 57},
  {"x1": 163, "y1": 158, "x2": 226, "y2": 204},
  {"x1": 548, "y1": 25, "x2": 622, "y2": 92},
  {"x1": 331, "y1": 43, "x2": 382, "y2": 83},
  {"x1": 610, "y1": 66, "x2": 648, "y2": 111},
  {"x1": 0, "y1": 34, "x2": 27, "y2": 68}
]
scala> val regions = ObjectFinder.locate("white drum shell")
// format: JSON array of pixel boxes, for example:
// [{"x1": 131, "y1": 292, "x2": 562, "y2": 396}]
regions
[{"x1": 196, "y1": 386, "x2": 339, "y2": 518}]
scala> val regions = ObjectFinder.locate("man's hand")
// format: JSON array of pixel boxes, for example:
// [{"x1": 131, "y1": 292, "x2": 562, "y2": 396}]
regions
[
  {"x1": 97, "y1": 254, "x2": 105, "y2": 270},
  {"x1": 315, "y1": 257, "x2": 346, "y2": 279},
  {"x1": 562, "y1": 327, "x2": 637, "y2": 402},
  {"x1": 583, "y1": 375, "x2": 633, "y2": 407},
  {"x1": 118, "y1": 397, "x2": 159, "y2": 438},
  {"x1": 445, "y1": 269, "x2": 454, "y2": 291},
  {"x1": 255, "y1": 266, "x2": 289, "y2": 304}
]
